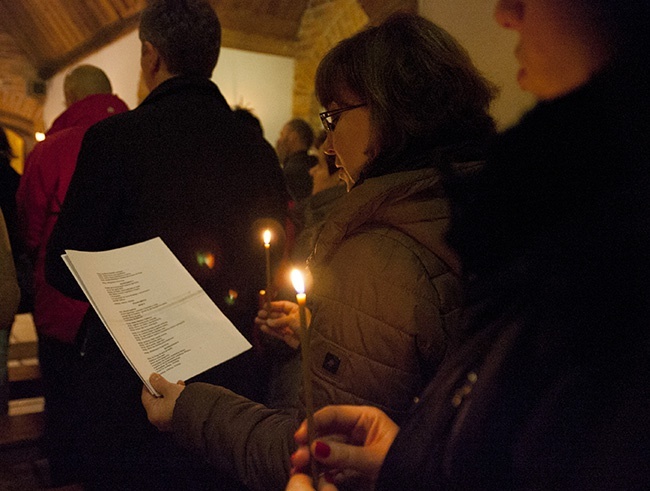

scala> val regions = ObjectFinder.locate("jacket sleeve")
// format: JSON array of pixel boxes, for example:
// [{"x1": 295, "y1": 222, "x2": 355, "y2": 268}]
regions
[
  {"x1": 45, "y1": 123, "x2": 126, "y2": 300},
  {"x1": 172, "y1": 382, "x2": 300, "y2": 491},
  {"x1": 0, "y1": 211, "x2": 20, "y2": 330}
]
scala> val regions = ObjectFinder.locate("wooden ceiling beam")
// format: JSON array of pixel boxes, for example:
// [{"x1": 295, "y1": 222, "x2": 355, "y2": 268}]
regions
[
  {"x1": 36, "y1": 13, "x2": 141, "y2": 79},
  {"x1": 0, "y1": 1, "x2": 58, "y2": 65},
  {"x1": 0, "y1": 0, "x2": 320, "y2": 133}
]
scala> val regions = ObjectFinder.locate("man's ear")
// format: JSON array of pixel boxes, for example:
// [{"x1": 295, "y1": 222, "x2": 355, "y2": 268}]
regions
[{"x1": 141, "y1": 41, "x2": 162, "y2": 77}]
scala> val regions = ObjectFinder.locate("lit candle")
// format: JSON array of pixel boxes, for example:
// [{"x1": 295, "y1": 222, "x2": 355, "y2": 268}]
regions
[
  {"x1": 291, "y1": 269, "x2": 317, "y2": 483},
  {"x1": 263, "y1": 229, "x2": 272, "y2": 307}
]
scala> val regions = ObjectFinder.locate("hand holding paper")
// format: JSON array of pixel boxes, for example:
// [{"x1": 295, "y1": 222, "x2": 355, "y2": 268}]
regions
[{"x1": 141, "y1": 373, "x2": 185, "y2": 431}]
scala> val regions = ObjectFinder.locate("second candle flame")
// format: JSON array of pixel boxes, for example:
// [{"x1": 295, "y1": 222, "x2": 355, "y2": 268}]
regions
[
  {"x1": 263, "y1": 229, "x2": 271, "y2": 247},
  {"x1": 291, "y1": 269, "x2": 305, "y2": 294}
]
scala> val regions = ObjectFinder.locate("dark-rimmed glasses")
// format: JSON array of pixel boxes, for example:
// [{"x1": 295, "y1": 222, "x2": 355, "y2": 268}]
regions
[{"x1": 319, "y1": 103, "x2": 367, "y2": 132}]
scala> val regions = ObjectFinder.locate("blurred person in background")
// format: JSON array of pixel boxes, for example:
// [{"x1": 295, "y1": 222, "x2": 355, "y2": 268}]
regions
[
  {"x1": 0, "y1": 127, "x2": 30, "y2": 314},
  {"x1": 276, "y1": 118, "x2": 318, "y2": 203},
  {"x1": 0, "y1": 127, "x2": 22, "y2": 417},
  {"x1": 0, "y1": 127, "x2": 19, "y2": 253},
  {"x1": 0, "y1": 209, "x2": 20, "y2": 414}
]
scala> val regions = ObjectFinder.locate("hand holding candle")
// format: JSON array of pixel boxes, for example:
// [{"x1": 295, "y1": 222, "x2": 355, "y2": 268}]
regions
[
  {"x1": 254, "y1": 300, "x2": 303, "y2": 350},
  {"x1": 291, "y1": 268, "x2": 318, "y2": 483}
]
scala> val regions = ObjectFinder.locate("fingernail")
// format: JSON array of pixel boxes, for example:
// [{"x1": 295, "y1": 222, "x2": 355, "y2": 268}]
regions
[{"x1": 314, "y1": 441, "x2": 330, "y2": 459}]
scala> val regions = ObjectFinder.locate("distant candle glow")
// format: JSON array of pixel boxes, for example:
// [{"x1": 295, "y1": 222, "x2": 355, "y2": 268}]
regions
[
  {"x1": 204, "y1": 253, "x2": 215, "y2": 269},
  {"x1": 291, "y1": 269, "x2": 305, "y2": 295},
  {"x1": 35, "y1": 132, "x2": 46, "y2": 142},
  {"x1": 263, "y1": 229, "x2": 271, "y2": 247},
  {"x1": 224, "y1": 289, "x2": 238, "y2": 306},
  {"x1": 196, "y1": 251, "x2": 215, "y2": 269}
]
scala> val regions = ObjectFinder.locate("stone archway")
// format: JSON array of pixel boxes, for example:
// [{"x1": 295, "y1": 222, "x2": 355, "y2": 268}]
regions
[{"x1": 292, "y1": 0, "x2": 417, "y2": 129}]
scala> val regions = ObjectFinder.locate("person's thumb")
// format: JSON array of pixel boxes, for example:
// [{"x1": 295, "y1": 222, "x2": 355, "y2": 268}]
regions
[
  {"x1": 313, "y1": 440, "x2": 379, "y2": 479},
  {"x1": 149, "y1": 373, "x2": 173, "y2": 396}
]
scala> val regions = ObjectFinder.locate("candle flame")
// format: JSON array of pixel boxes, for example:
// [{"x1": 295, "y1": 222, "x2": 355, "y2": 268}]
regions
[
  {"x1": 291, "y1": 269, "x2": 305, "y2": 294},
  {"x1": 263, "y1": 229, "x2": 271, "y2": 246}
]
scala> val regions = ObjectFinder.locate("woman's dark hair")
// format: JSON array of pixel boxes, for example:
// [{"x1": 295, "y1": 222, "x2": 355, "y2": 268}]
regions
[
  {"x1": 139, "y1": 0, "x2": 221, "y2": 78},
  {"x1": 315, "y1": 13, "x2": 497, "y2": 173}
]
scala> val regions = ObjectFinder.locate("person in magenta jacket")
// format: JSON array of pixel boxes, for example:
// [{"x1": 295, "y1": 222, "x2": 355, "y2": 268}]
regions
[{"x1": 16, "y1": 64, "x2": 128, "y2": 486}]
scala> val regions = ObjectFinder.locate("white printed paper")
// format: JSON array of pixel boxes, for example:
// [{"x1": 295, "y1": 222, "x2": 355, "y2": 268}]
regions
[{"x1": 63, "y1": 237, "x2": 251, "y2": 396}]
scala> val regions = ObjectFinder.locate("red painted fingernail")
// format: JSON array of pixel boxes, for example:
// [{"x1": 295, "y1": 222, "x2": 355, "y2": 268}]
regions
[{"x1": 314, "y1": 441, "x2": 331, "y2": 459}]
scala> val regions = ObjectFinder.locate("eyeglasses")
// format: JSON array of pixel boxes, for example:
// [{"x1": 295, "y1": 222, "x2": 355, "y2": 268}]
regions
[{"x1": 319, "y1": 103, "x2": 367, "y2": 132}]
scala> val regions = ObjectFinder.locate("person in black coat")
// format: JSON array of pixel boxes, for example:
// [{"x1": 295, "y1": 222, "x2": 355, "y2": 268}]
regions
[
  {"x1": 0, "y1": 127, "x2": 31, "y2": 314},
  {"x1": 0, "y1": 127, "x2": 20, "y2": 250},
  {"x1": 45, "y1": 1, "x2": 288, "y2": 489},
  {"x1": 288, "y1": 0, "x2": 650, "y2": 489}
]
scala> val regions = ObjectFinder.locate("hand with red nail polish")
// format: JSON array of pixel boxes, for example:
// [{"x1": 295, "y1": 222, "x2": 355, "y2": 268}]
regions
[
  {"x1": 314, "y1": 441, "x2": 331, "y2": 459},
  {"x1": 290, "y1": 405, "x2": 399, "y2": 490}
]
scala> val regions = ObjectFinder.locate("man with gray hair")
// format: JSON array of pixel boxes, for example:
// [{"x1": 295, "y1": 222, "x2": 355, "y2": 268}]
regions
[{"x1": 46, "y1": 1, "x2": 287, "y2": 489}]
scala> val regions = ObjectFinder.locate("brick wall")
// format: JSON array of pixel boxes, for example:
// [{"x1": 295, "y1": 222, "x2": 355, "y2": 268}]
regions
[{"x1": 292, "y1": 0, "x2": 369, "y2": 132}]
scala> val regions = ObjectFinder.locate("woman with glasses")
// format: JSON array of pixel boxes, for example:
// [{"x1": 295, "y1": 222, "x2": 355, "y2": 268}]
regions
[
  {"x1": 141, "y1": 13, "x2": 496, "y2": 491},
  {"x1": 257, "y1": 10, "x2": 495, "y2": 422}
]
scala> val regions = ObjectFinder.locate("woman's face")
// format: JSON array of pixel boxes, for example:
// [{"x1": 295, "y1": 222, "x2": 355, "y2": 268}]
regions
[
  {"x1": 322, "y1": 94, "x2": 374, "y2": 191},
  {"x1": 494, "y1": 0, "x2": 611, "y2": 100}
]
